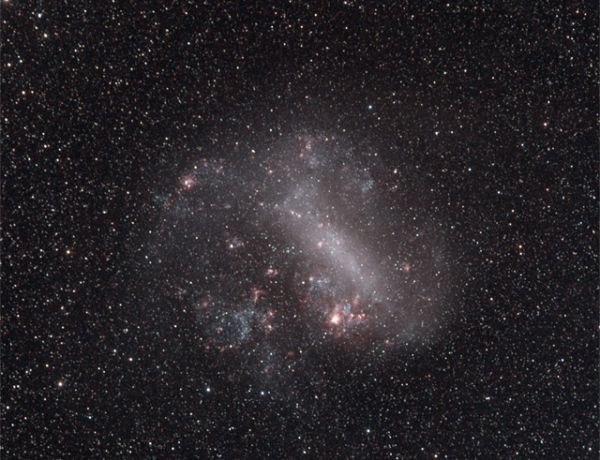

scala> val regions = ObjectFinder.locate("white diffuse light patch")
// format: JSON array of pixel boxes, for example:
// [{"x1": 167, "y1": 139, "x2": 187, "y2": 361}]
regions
[
  {"x1": 252, "y1": 134, "x2": 448, "y2": 345},
  {"x1": 281, "y1": 184, "x2": 381, "y2": 297},
  {"x1": 148, "y1": 132, "x2": 450, "y2": 370}
]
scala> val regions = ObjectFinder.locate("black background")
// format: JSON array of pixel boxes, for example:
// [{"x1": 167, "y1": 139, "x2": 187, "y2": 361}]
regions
[{"x1": 2, "y1": 1, "x2": 598, "y2": 458}]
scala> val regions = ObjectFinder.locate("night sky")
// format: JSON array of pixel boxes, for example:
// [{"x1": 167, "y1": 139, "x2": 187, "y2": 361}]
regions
[{"x1": 2, "y1": 1, "x2": 598, "y2": 458}]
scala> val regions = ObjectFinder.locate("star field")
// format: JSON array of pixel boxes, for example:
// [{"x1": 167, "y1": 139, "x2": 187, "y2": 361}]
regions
[{"x1": 2, "y1": 2, "x2": 598, "y2": 458}]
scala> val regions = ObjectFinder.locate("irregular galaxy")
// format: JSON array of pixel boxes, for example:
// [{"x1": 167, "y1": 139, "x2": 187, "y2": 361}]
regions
[{"x1": 147, "y1": 134, "x2": 449, "y2": 366}]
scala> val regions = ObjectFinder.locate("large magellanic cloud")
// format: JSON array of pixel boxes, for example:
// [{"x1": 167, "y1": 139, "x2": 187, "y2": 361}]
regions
[{"x1": 145, "y1": 132, "x2": 451, "y2": 385}]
